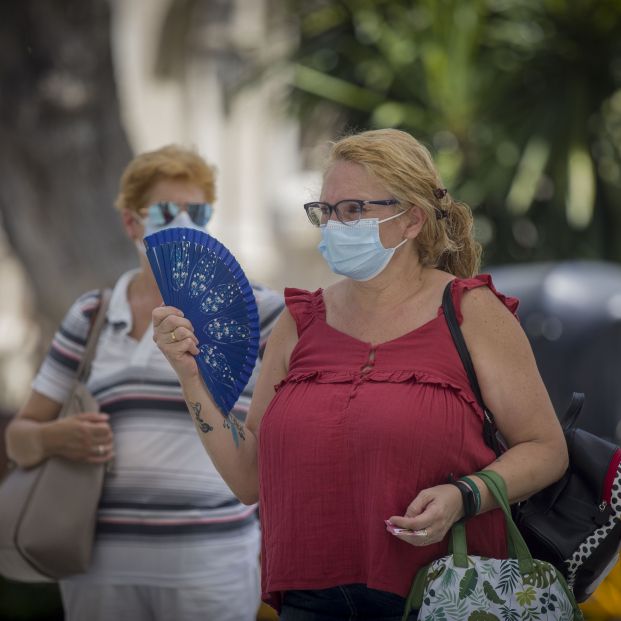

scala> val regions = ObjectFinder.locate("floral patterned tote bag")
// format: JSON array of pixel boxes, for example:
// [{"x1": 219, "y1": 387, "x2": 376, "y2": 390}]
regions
[{"x1": 402, "y1": 470, "x2": 583, "y2": 621}]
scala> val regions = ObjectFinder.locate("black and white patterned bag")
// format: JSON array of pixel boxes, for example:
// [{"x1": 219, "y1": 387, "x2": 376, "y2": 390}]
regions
[{"x1": 514, "y1": 402, "x2": 621, "y2": 602}]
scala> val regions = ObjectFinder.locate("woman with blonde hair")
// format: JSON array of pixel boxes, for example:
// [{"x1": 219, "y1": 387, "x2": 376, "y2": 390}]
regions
[
  {"x1": 153, "y1": 129, "x2": 567, "y2": 620},
  {"x1": 6, "y1": 145, "x2": 283, "y2": 621}
]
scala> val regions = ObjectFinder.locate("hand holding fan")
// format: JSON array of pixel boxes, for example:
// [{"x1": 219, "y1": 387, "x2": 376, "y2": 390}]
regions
[{"x1": 144, "y1": 228, "x2": 260, "y2": 418}]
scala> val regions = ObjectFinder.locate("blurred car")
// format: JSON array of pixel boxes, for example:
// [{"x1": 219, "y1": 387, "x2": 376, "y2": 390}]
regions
[{"x1": 489, "y1": 260, "x2": 621, "y2": 443}]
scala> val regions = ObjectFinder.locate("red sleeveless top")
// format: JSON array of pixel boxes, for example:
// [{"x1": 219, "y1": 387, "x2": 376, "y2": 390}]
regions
[{"x1": 258, "y1": 276, "x2": 518, "y2": 610}]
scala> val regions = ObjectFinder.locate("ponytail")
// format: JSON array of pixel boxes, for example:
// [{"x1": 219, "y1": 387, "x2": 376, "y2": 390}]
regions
[{"x1": 432, "y1": 195, "x2": 481, "y2": 278}]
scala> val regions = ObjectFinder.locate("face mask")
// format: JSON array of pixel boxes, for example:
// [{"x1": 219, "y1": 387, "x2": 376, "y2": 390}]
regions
[
  {"x1": 143, "y1": 210, "x2": 207, "y2": 238},
  {"x1": 137, "y1": 211, "x2": 208, "y2": 257},
  {"x1": 318, "y1": 211, "x2": 408, "y2": 281}
]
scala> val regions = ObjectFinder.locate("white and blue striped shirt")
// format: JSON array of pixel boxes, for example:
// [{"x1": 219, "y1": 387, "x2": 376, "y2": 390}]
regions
[{"x1": 32, "y1": 269, "x2": 283, "y2": 585}]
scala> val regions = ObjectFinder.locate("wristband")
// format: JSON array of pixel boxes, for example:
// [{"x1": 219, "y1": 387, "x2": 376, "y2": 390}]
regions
[
  {"x1": 459, "y1": 476, "x2": 482, "y2": 515},
  {"x1": 448, "y1": 474, "x2": 477, "y2": 518}
]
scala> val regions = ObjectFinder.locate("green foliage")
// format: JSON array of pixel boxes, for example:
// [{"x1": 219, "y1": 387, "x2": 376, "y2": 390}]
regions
[
  {"x1": 515, "y1": 585, "x2": 538, "y2": 606},
  {"x1": 426, "y1": 563, "x2": 446, "y2": 587},
  {"x1": 467, "y1": 612, "x2": 501, "y2": 621},
  {"x1": 523, "y1": 561, "x2": 558, "y2": 589},
  {"x1": 483, "y1": 580, "x2": 505, "y2": 605},
  {"x1": 285, "y1": 0, "x2": 621, "y2": 265},
  {"x1": 459, "y1": 567, "x2": 479, "y2": 598},
  {"x1": 499, "y1": 605, "x2": 520, "y2": 621},
  {"x1": 498, "y1": 560, "x2": 520, "y2": 594}
]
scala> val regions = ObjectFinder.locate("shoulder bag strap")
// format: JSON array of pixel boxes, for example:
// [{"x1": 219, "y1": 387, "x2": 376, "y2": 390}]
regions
[
  {"x1": 442, "y1": 281, "x2": 504, "y2": 456},
  {"x1": 74, "y1": 288, "x2": 112, "y2": 383}
]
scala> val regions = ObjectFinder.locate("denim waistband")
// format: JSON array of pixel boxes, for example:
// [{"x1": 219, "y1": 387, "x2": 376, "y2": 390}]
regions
[{"x1": 280, "y1": 584, "x2": 418, "y2": 620}]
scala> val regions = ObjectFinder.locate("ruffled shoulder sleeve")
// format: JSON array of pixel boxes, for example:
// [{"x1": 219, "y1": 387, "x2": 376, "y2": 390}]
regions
[
  {"x1": 284, "y1": 287, "x2": 325, "y2": 336},
  {"x1": 450, "y1": 274, "x2": 519, "y2": 324}
]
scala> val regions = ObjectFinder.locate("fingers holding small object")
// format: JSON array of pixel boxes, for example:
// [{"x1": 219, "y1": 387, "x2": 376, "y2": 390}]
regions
[
  {"x1": 385, "y1": 520, "x2": 430, "y2": 543},
  {"x1": 391, "y1": 527, "x2": 428, "y2": 538}
]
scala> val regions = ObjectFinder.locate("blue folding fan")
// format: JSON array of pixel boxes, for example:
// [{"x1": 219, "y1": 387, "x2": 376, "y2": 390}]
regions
[{"x1": 144, "y1": 227, "x2": 260, "y2": 416}]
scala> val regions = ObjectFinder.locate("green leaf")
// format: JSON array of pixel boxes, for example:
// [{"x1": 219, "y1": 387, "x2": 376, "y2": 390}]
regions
[
  {"x1": 426, "y1": 563, "x2": 447, "y2": 586},
  {"x1": 523, "y1": 561, "x2": 557, "y2": 590},
  {"x1": 482, "y1": 580, "x2": 505, "y2": 605},
  {"x1": 515, "y1": 585, "x2": 537, "y2": 606},
  {"x1": 459, "y1": 567, "x2": 479, "y2": 599},
  {"x1": 440, "y1": 566, "x2": 459, "y2": 589},
  {"x1": 468, "y1": 612, "x2": 501, "y2": 621},
  {"x1": 498, "y1": 561, "x2": 520, "y2": 595},
  {"x1": 499, "y1": 604, "x2": 520, "y2": 621}
]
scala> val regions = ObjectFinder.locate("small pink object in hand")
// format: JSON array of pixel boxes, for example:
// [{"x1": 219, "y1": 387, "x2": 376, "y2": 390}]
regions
[
  {"x1": 385, "y1": 520, "x2": 427, "y2": 537},
  {"x1": 384, "y1": 520, "x2": 413, "y2": 535}
]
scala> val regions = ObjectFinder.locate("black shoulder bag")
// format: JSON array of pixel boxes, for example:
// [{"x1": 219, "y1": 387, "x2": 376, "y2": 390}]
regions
[{"x1": 442, "y1": 281, "x2": 621, "y2": 602}]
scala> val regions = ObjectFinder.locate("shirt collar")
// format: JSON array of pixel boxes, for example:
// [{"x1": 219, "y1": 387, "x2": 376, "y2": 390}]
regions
[{"x1": 106, "y1": 268, "x2": 141, "y2": 334}]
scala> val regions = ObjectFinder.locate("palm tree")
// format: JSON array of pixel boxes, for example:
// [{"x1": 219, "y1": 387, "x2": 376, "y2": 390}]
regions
[{"x1": 284, "y1": 0, "x2": 621, "y2": 266}]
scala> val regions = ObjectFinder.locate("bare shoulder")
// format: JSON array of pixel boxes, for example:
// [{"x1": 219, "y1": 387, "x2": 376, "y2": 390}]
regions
[
  {"x1": 460, "y1": 282, "x2": 538, "y2": 400},
  {"x1": 266, "y1": 305, "x2": 297, "y2": 351},
  {"x1": 460, "y1": 285, "x2": 519, "y2": 336}
]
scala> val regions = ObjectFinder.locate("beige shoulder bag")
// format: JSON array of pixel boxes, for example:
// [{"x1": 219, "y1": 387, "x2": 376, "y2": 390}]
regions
[{"x1": 0, "y1": 289, "x2": 111, "y2": 582}]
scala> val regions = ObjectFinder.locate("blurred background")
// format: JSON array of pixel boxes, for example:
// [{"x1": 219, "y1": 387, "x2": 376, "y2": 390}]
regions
[{"x1": 1, "y1": 0, "x2": 621, "y2": 619}]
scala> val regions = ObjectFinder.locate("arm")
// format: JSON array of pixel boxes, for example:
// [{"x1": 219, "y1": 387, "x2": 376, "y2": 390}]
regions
[
  {"x1": 6, "y1": 391, "x2": 114, "y2": 468},
  {"x1": 460, "y1": 286, "x2": 568, "y2": 504},
  {"x1": 388, "y1": 286, "x2": 567, "y2": 545},
  {"x1": 152, "y1": 305, "x2": 296, "y2": 504}
]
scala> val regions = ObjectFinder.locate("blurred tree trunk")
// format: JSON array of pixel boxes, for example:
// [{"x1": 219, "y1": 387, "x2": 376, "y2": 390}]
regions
[{"x1": 0, "y1": 0, "x2": 135, "y2": 340}]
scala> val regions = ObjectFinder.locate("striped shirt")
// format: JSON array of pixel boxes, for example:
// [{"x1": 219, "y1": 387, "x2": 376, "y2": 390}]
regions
[{"x1": 32, "y1": 269, "x2": 284, "y2": 585}]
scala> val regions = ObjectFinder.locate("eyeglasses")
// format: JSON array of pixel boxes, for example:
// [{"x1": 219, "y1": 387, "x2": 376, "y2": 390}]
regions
[
  {"x1": 303, "y1": 199, "x2": 400, "y2": 227},
  {"x1": 146, "y1": 202, "x2": 213, "y2": 228}
]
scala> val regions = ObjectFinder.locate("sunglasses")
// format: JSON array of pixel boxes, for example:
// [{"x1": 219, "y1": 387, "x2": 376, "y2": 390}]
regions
[{"x1": 146, "y1": 201, "x2": 213, "y2": 228}]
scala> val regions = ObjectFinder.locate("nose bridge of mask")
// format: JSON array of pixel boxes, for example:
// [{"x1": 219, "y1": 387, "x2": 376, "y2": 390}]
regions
[
  {"x1": 169, "y1": 211, "x2": 195, "y2": 227},
  {"x1": 142, "y1": 209, "x2": 207, "y2": 238}
]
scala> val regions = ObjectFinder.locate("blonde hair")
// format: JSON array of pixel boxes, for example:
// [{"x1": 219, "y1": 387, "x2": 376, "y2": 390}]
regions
[
  {"x1": 115, "y1": 145, "x2": 216, "y2": 213},
  {"x1": 329, "y1": 129, "x2": 481, "y2": 277}
]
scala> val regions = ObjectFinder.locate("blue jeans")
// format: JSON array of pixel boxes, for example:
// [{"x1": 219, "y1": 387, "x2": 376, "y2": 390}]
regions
[{"x1": 279, "y1": 584, "x2": 418, "y2": 620}]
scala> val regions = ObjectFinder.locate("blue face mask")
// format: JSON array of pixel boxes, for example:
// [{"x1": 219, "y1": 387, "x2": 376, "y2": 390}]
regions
[{"x1": 317, "y1": 211, "x2": 408, "y2": 281}]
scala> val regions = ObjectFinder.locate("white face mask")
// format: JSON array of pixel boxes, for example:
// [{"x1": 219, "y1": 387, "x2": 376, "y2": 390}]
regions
[
  {"x1": 143, "y1": 210, "x2": 207, "y2": 237},
  {"x1": 317, "y1": 210, "x2": 408, "y2": 281},
  {"x1": 136, "y1": 211, "x2": 207, "y2": 256}
]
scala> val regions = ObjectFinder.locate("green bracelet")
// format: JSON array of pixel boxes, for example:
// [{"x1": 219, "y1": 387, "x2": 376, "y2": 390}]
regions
[{"x1": 459, "y1": 476, "x2": 482, "y2": 515}]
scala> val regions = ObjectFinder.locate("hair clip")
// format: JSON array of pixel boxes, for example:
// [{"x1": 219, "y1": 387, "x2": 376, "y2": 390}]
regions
[
  {"x1": 435, "y1": 208, "x2": 448, "y2": 220},
  {"x1": 433, "y1": 188, "x2": 448, "y2": 200}
]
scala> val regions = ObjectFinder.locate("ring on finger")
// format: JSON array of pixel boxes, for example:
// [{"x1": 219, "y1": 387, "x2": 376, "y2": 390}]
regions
[
  {"x1": 170, "y1": 329, "x2": 177, "y2": 342},
  {"x1": 413, "y1": 528, "x2": 428, "y2": 538},
  {"x1": 97, "y1": 444, "x2": 105, "y2": 456}
]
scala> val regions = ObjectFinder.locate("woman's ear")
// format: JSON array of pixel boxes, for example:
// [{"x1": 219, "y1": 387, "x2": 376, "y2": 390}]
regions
[
  {"x1": 120, "y1": 208, "x2": 143, "y2": 241},
  {"x1": 403, "y1": 206, "x2": 427, "y2": 240}
]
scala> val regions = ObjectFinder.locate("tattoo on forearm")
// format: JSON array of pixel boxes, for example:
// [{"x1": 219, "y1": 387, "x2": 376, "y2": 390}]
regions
[
  {"x1": 223, "y1": 415, "x2": 246, "y2": 448},
  {"x1": 190, "y1": 401, "x2": 213, "y2": 434}
]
